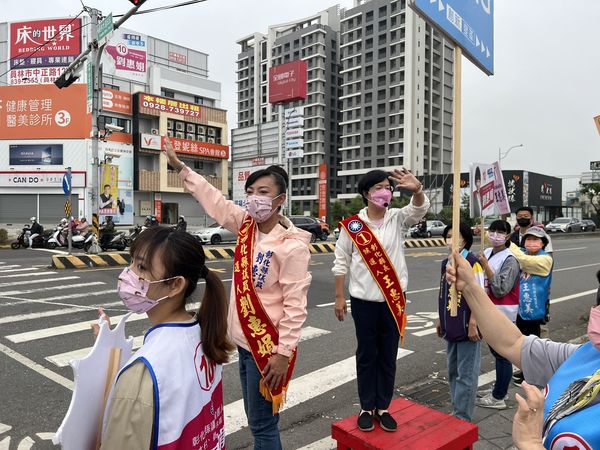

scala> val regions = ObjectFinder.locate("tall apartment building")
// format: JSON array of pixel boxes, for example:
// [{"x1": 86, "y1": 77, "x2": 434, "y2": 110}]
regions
[
  {"x1": 234, "y1": 7, "x2": 342, "y2": 214},
  {"x1": 337, "y1": 0, "x2": 455, "y2": 199}
]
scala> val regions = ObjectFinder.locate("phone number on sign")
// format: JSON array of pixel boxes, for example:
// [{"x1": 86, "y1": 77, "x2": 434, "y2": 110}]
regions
[{"x1": 141, "y1": 101, "x2": 200, "y2": 117}]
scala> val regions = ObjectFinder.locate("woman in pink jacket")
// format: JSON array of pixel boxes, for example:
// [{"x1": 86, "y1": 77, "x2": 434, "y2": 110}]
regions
[{"x1": 164, "y1": 138, "x2": 312, "y2": 449}]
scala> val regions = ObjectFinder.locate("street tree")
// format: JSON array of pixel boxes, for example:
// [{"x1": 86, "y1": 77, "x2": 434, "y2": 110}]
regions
[{"x1": 579, "y1": 183, "x2": 600, "y2": 223}]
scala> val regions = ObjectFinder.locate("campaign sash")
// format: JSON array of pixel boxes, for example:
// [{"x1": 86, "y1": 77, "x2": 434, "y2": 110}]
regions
[
  {"x1": 340, "y1": 215, "x2": 407, "y2": 340},
  {"x1": 234, "y1": 215, "x2": 297, "y2": 414}
]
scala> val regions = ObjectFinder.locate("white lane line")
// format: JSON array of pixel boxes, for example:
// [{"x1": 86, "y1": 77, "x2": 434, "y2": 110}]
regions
[
  {"x1": 0, "y1": 423, "x2": 11, "y2": 433},
  {"x1": 27, "y1": 289, "x2": 117, "y2": 302},
  {"x1": 553, "y1": 247, "x2": 587, "y2": 252},
  {"x1": 412, "y1": 328, "x2": 438, "y2": 337},
  {"x1": 224, "y1": 348, "x2": 413, "y2": 436},
  {"x1": 554, "y1": 263, "x2": 600, "y2": 272},
  {"x1": 1, "y1": 281, "x2": 105, "y2": 296},
  {"x1": 5, "y1": 302, "x2": 201, "y2": 343},
  {"x1": 0, "y1": 342, "x2": 73, "y2": 391},
  {"x1": 550, "y1": 290, "x2": 596, "y2": 305},
  {"x1": 0, "y1": 301, "x2": 124, "y2": 325},
  {"x1": 477, "y1": 370, "x2": 496, "y2": 387},
  {"x1": 0, "y1": 268, "x2": 39, "y2": 274},
  {"x1": 297, "y1": 436, "x2": 336, "y2": 450},
  {"x1": 0, "y1": 290, "x2": 117, "y2": 307},
  {"x1": 316, "y1": 287, "x2": 438, "y2": 308},
  {"x1": 47, "y1": 326, "x2": 331, "y2": 368},
  {"x1": 0, "y1": 271, "x2": 57, "y2": 279},
  {"x1": 17, "y1": 436, "x2": 35, "y2": 450},
  {"x1": 0, "y1": 276, "x2": 79, "y2": 289},
  {"x1": 0, "y1": 265, "x2": 22, "y2": 270}
]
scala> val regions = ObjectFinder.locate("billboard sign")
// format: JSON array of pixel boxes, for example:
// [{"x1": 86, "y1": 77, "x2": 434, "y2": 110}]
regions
[
  {"x1": 9, "y1": 18, "x2": 82, "y2": 69},
  {"x1": 138, "y1": 93, "x2": 202, "y2": 120},
  {"x1": 98, "y1": 163, "x2": 119, "y2": 216},
  {"x1": 268, "y1": 60, "x2": 308, "y2": 104},
  {"x1": 103, "y1": 28, "x2": 147, "y2": 83},
  {"x1": 591, "y1": 161, "x2": 600, "y2": 171},
  {"x1": 98, "y1": 142, "x2": 134, "y2": 224},
  {"x1": 285, "y1": 149, "x2": 304, "y2": 159},
  {"x1": 527, "y1": 173, "x2": 562, "y2": 207},
  {"x1": 9, "y1": 144, "x2": 63, "y2": 165},
  {"x1": 318, "y1": 163, "x2": 328, "y2": 221},
  {"x1": 102, "y1": 89, "x2": 132, "y2": 115},
  {"x1": 8, "y1": 66, "x2": 77, "y2": 86},
  {"x1": 285, "y1": 128, "x2": 304, "y2": 139},
  {"x1": 0, "y1": 84, "x2": 90, "y2": 139},
  {"x1": 0, "y1": 171, "x2": 85, "y2": 188},
  {"x1": 140, "y1": 134, "x2": 229, "y2": 159},
  {"x1": 285, "y1": 139, "x2": 304, "y2": 149},
  {"x1": 412, "y1": 0, "x2": 494, "y2": 75}
]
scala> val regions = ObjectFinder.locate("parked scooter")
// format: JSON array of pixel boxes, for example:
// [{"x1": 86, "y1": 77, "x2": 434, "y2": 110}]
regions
[
  {"x1": 99, "y1": 231, "x2": 127, "y2": 252},
  {"x1": 125, "y1": 224, "x2": 143, "y2": 247}
]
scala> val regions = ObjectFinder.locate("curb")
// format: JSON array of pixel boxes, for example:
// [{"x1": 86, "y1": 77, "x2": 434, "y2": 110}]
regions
[{"x1": 49, "y1": 239, "x2": 447, "y2": 269}]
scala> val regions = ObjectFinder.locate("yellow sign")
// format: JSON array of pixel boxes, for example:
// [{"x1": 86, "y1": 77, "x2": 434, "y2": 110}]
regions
[{"x1": 64, "y1": 199, "x2": 72, "y2": 217}]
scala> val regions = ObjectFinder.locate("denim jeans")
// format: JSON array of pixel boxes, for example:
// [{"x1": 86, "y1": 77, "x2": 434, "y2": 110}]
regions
[
  {"x1": 447, "y1": 339, "x2": 481, "y2": 421},
  {"x1": 350, "y1": 297, "x2": 400, "y2": 411},
  {"x1": 238, "y1": 346, "x2": 282, "y2": 450},
  {"x1": 489, "y1": 345, "x2": 512, "y2": 400}
]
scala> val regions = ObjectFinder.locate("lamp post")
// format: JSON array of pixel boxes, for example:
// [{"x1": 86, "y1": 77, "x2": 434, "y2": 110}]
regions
[{"x1": 498, "y1": 144, "x2": 524, "y2": 162}]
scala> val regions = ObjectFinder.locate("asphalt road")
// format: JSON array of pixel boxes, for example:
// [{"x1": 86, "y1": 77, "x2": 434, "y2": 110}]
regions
[{"x1": 0, "y1": 235, "x2": 598, "y2": 449}]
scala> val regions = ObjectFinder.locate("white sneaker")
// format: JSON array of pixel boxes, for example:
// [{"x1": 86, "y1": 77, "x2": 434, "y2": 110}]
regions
[{"x1": 476, "y1": 393, "x2": 507, "y2": 409}]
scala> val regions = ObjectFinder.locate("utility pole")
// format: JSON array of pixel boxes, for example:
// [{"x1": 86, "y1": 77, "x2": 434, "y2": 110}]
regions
[{"x1": 55, "y1": 2, "x2": 144, "y2": 253}]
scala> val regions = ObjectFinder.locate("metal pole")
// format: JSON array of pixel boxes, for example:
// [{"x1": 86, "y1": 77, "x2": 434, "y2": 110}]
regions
[
  {"x1": 287, "y1": 158, "x2": 292, "y2": 215},
  {"x1": 277, "y1": 104, "x2": 283, "y2": 166},
  {"x1": 66, "y1": 166, "x2": 73, "y2": 255},
  {"x1": 89, "y1": 8, "x2": 101, "y2": 253}
]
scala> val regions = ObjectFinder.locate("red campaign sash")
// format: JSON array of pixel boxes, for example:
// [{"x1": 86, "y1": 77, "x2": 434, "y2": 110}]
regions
[
  {"x1": 340, "y1": 215, "x2": 408, "y2": 341},
  {"x1": 233, "y1": 215, "x2": 297, "y2": 414}
]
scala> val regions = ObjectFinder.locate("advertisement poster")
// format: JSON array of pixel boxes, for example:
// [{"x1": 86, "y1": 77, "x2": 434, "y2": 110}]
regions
[
  {"x1": 318, "y1": 163, "x2": 328, "y2": 221},
  {"x1": 99, "y1": 164, "x2": 119, "y2": 218},
  {"x1": 0, "y1": 84, "x2": 90, "y2": 139},
  {"x1": 470, "y1": 162, "x2": 510, "y2": 218},
  {"x1": 9, "y1": 18, "x2": 82, "y2": 85},
  {"x1": 103, "y1": 29, "x2": 147, "y2": 83},
  {"x1": 9, "y1": 144, "x2": 63, "y2": 165},
  {"x1": 98, "y1": 142, "x2": 134, "y2": 225}
]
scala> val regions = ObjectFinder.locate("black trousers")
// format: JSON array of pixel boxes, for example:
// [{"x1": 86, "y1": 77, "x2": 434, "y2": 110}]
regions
[
  {"x1": 516, "y1": 314, "x2": 541, "y2": 337},
  {"x1": 350, "y1": 297, "x2": 400, "y2": 411}
]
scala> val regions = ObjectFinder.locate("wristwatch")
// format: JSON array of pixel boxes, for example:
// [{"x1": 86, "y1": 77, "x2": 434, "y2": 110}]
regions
[
  {"x1": 175, "y1": 161, "x2": 186, "y2": 173},
  {"x1": 413, "y1": 182, "x2": 423, "y2": 194}
]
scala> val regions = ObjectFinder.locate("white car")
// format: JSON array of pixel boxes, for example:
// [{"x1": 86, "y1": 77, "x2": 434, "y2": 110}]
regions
[
  {"x1": 193, "y1": 223, "x2": 236, "y2": 245},
  {"x1": 545, "y1": 217, "x2": 583, "y2": 233}
]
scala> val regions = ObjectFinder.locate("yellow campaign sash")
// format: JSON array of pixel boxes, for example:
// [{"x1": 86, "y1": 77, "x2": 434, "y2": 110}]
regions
[
  {"x1": 233, "y1": 215, "x2": 297, "y2": 414},
  {"x1": 340, "y1": 215, "x2": 408, "y2": 341}
]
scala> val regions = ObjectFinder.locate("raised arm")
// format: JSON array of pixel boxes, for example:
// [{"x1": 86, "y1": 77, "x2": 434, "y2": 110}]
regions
[
  {"x1": 163, "y1": 137, "x2": 245, "y2": 233},
  {"x1": 508, "y1": 243, "x2": 552, "y2": 276},
  {"x1": 447, "y1": 251, "x2": 525, "y2": 368},
  {"x1": 388, "y1": 168, "x2": 430, "y2": 228}
]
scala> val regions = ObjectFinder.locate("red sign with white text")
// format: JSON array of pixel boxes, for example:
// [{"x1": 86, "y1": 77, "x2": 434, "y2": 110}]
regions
[
  {"x1": 138, "y1": 93, "x2": 202, "y2": 119},
  {"x1": 102, "y1": 89, "x2": 132, "y2": 115},
  {"x1": 140, "y1": 134, "x2": 229, "y2": 159},
  {"x1": 318, "y1": 163, "x2": 328, "y2": 221},
  {"x1": 268, "y1": 60, "x2": 308, "y2": 104},
  {"x1": 10, "y1": 18, "x2": 82, "y2": 69}
]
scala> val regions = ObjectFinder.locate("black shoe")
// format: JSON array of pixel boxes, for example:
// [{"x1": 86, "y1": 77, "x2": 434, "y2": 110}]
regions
[
  {"x1": 357, "y1": 411, "x2": 374, "y2": 432},
  {"x1": 513, "y1": 370, "x2": 524, "y2": 386},
  {"x1": 375, "y1": 410, "x2": 397, "y2": 432}
]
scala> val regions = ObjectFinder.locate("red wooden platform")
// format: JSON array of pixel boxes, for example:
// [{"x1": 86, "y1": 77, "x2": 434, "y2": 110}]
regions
[{"x1": 332, "y1": 397, "x2": 478, "y2": 450}]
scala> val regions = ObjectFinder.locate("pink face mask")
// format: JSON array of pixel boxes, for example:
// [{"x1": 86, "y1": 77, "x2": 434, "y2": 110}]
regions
[
  {"x1": 487, "y1": 231, "x2": 507, "y2": 247},
  {"x1": 524, "y1": 240, "x2": 544, "y2": 254},
  {"x1": 588, "y1": 306, "x2": 600, "y2": 351},
  {"x1": 369, "y1": 189, "x2": 392, "y2": 208},
  {"x1": 246, "y1": 194, "x2": 281, "y2": 223},
  {"x1": 117, "y1": 267, "x2": 179, "y2": 314}
]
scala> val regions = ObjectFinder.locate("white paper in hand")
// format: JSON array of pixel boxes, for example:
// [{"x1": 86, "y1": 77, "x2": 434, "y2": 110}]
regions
[{"x1": 53, "y1": 313, "x2": 134, "y2": 449}]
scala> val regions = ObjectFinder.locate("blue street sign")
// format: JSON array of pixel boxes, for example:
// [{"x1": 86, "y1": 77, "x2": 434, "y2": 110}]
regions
[
  {"x1": 62, "y1": 173, "x2": 72, "y2": 196},
  {"x1": 412, "y1": 0, "x2": 494, "y2": 75}
]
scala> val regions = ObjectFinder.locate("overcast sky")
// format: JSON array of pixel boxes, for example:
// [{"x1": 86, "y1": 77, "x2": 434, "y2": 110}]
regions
[{"x1": 4, "y1": 0, "x2": 599, "y2": 194}]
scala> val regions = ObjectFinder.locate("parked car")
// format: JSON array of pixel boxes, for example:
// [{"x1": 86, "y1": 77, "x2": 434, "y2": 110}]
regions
[
  {"x1": 193, "y1": 223, "x2": 236, "y2": 244},
  {"x1": 409, "y1": 220, "x2": 446, "y2": 238},
  {"x1": 581, "y1": 219, "x2": 597, "y2": 232},
  {"x1": 288, "y1": 216, "x2": 322, "y2": 243},
  {"x1": 545, "y1": 217, "x2": 583, "y2": 233}
]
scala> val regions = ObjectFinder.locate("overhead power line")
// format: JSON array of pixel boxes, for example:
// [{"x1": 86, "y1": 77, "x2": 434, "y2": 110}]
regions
[{"x1": 113, "y1": 0, "x2": 207, "y2": 17}]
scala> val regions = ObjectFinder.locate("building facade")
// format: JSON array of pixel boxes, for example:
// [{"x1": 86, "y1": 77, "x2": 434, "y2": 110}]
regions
[
  {"x1": 234, "y1": 6, "x2": 342, "y2": 215},
  {"x1": 0, "y1": 14, "x2": 228, "y2": 228},
  {"x1": 337, "y1": 0, "x2": 455, "y2": 199}
]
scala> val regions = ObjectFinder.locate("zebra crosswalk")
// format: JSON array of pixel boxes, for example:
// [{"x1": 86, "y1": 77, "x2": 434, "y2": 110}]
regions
[{"x1": 0, "y1": 260, "x2": 422, "y2": 449}]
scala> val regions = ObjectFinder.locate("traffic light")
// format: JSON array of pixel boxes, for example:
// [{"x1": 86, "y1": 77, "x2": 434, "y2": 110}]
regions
[
  {"x1": 128, "y1": 0, "x2": 147, "y2": 5},
  {"x1": 54, "y1": 69, "x2": 80, "y2": 89}
]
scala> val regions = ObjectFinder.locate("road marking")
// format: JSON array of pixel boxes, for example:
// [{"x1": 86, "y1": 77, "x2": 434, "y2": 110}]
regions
[
  {"x1": 0, "y1": 271, "x2": 57, "y2": 279},
  {"x1": 412, "y1": 328, "x2": 438, "y2": 337},
  {"x1": 26, "y1": 289, "x2": 117, "y2": 302},
  {"x1": 477, "y1": 369, "x2": 497, "y2": 387},
  {"x1": 0, "y1": 276, "x2": 79, "y2": 289},
  {"x1": 297, "y1": 436, "x2": 336, "y2": 450},
  {"x1": 316, "y1": 288, "x2": 437, "y2": 308},
  {"x1": 0, "y1": 301, "x2": 124, "y2": 325},
  {"x1": 554, "y1": 263, "x2": 600, "y2": 272},
  {"x1": 550, "y1": 290, "x2": 596, "y2": 305},
  {"x1": 0, "y1": 281, "x2": 105, "y2": 296},
  {"x1": 553, "y1": 247, "x2": 587, "y2": 252},
  {"x1": 17, "y1": 436, "x2": 35, "y2": 450},
  {"x1": 0, "y1": 424, "x2": 10, "y2": 434},
  {"x1": 0, "y1": 342, "x2": 73, "y2": 390},
  {"x1": 5, "y1": 302, "x2": 201, "y2": 343},
  {"x1": 0, "y1": 268, "x2": 39, "y2": 274},
  {"x1": 0, "y1": 437, "x2": 9, "y2": 449},
  {"x1": 0, "y1": 265, "x2": 22, "y2": 270},
  {"x1": 224, "y1": 348, "x2": 413, "y2": 436}
]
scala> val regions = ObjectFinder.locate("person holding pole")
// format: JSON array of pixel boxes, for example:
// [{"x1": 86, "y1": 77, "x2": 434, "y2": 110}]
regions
[
  {"x1": 446, "y1": 250, "x2": 600, "y2": 450},
  {"x1": 332, "y1": 168, "x2": 429, "y2": 432},
  {"x1": 164, "y1": 137, "x2": 312, "y2": 449},
  {"x1": 436, "y1": 222, "x2": 484, "y2": 422},
  {"x1": 98, "y1": 226, "x2": 232, "y2": 449},
  {"x1": 476, "y1": 220, "x2": 521, "y2": 410}
]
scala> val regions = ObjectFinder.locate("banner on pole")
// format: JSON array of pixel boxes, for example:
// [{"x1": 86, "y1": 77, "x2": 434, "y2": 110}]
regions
[{"x1": 469, "y1": 161, "x2": 510, "y2": 218}]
